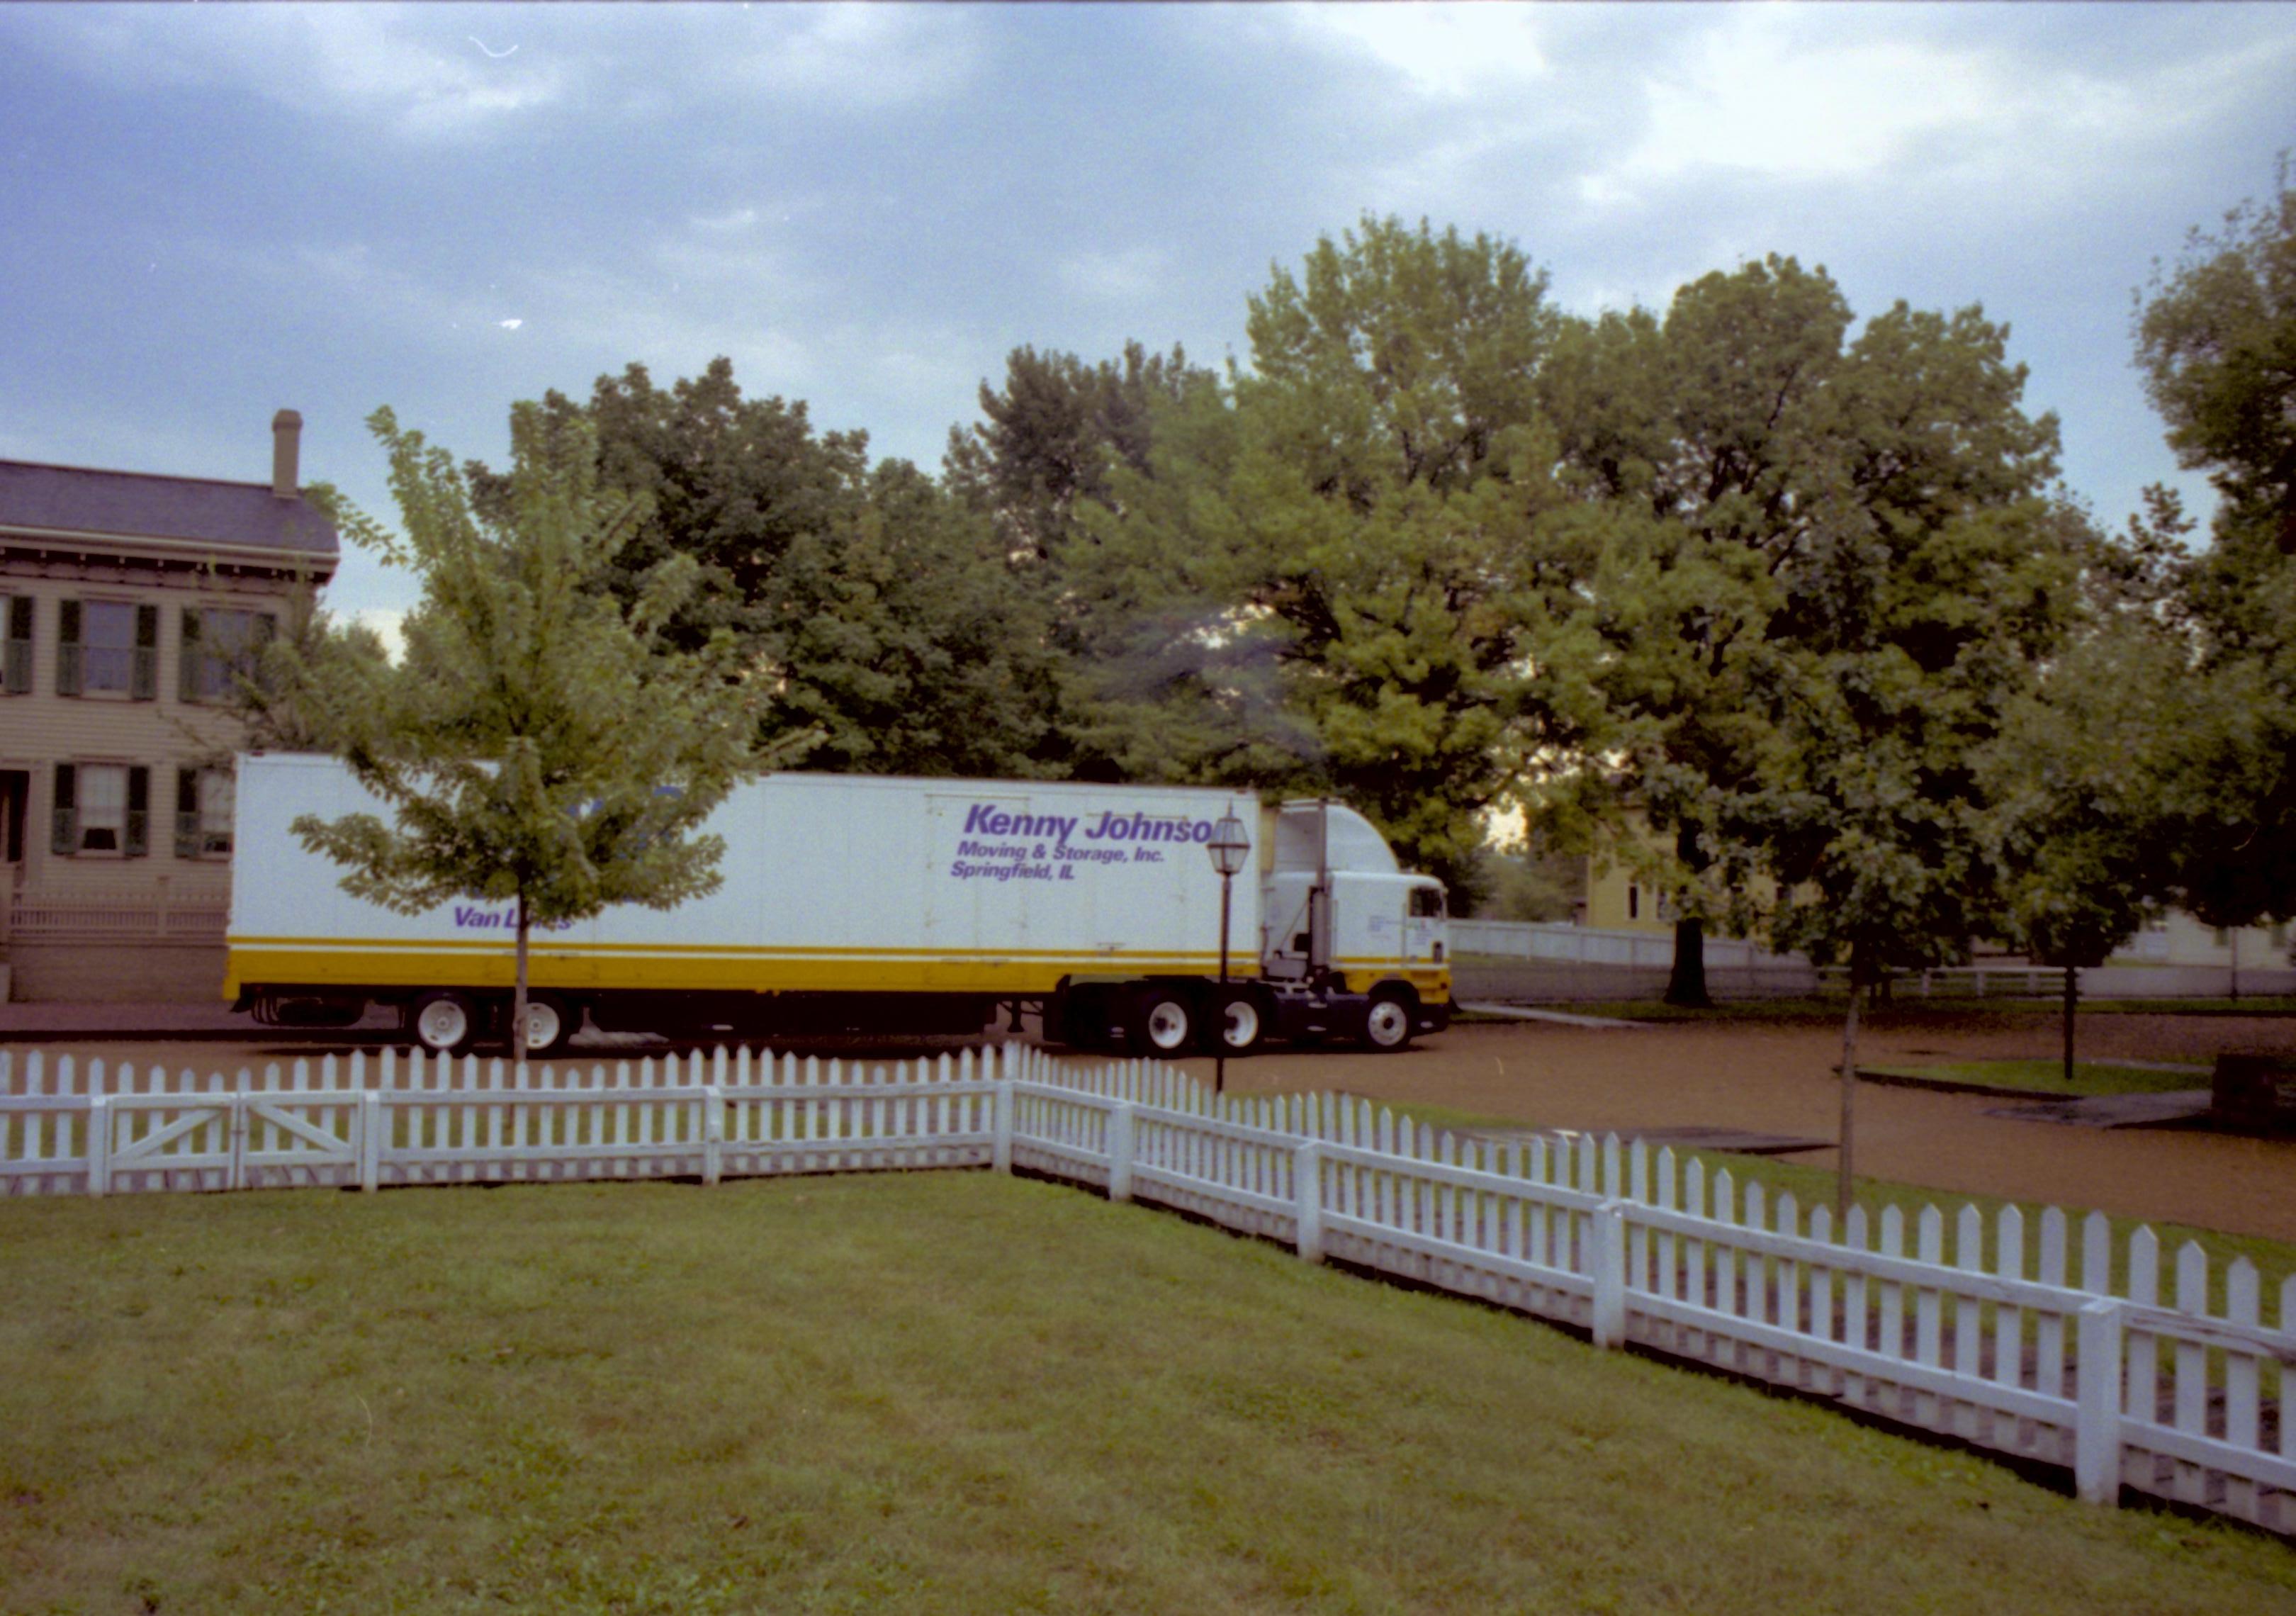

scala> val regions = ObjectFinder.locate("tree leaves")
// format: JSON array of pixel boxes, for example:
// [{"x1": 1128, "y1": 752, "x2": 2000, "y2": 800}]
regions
[{"x1": 293, "y1": 402, "x2": 767, "y2": 930}]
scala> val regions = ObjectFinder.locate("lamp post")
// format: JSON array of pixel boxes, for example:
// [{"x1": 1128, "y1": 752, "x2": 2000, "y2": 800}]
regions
[{"x1": 1206, "y1": 805, "x2": 1251, "y2": 1097}]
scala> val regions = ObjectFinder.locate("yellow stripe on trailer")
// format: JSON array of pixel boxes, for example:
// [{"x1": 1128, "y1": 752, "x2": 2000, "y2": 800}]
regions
[{"x1": 225, "y1": 941, "x2": 1263, "y2": 1000}]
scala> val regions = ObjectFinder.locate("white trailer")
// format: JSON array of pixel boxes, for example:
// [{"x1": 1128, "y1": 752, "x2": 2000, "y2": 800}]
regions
[{"x1": 226, "y1": 754, "x2": 1453, "y2": 1055}]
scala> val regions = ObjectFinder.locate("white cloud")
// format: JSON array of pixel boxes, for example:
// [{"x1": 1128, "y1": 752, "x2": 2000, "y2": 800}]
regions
[
  {"x1": 1580, "y1": 9, "x2": 2296, "y2": 206},
  {"x1": 1057, "y1": 247, "x2": 1170, "y2": 303},
  {"x1": 1616, "y1": 17, "x2": 2016, "y2": 186},
  {"x1": 1290, "y1": 2, "x2": 1551, "y2": 98},
  {"x1": 691, "y1": 206, "x2": 764, "y2": 234},
  {"x1": 716, "y1": 5, "x2": 979, "y2": 109},
  {"x1": 39, "y1": 6, "x2": 570, "y2": 140}
]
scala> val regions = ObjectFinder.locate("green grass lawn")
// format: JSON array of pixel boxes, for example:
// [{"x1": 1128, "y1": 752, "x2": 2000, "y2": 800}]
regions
[
  {"x1": 1859, "y1": 1057, "x2": 2209, "y2": 1099},
  {"x1": 4, "y1": 1174, "x2": 2292, "y2": 1614}
]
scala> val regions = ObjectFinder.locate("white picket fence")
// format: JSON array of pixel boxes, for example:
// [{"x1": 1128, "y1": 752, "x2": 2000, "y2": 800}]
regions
[
  {"x1": 0, "y1": 1044, "x2": 999, "y2": 1195},
  {"x1": 4, "y1": 1041, "x2": 2292, "y2": 1536}
]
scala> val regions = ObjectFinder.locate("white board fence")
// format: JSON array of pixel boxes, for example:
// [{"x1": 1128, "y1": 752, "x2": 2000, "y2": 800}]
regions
[{"x1": 4, "y1": 1041, "x2": 2291, "y2": 1536}]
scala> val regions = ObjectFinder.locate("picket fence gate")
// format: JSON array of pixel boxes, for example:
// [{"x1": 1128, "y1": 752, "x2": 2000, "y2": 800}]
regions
[{"x1": 4, "y1": 1040, "x2": 2293, "y2": 1537}]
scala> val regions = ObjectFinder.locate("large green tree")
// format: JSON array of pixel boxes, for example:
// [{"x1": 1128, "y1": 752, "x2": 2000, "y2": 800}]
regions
[
  {"x1": 1553, "y1": 260, "x2": 2063, "y2": 1004},
  {"x1": 296, "y1": 404, "x2": 773, "y2": 1053},
  {"x1": 945, "y1": 340, "x2": 1220, "y2": 778},
  {"x1": 1062, "y1": 216, "x2": 1599, "y2": 894},
  {"x1": 2135, "y1": 161, "x2": 2296, "y2": 928},
  {"x1": 492, "y1": 359, "x2": 1062, "y2": 780}
]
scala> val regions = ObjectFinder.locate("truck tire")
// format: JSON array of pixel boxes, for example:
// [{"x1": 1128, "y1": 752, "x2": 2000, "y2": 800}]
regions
[
  {"x1": 1361, "y1": 989, "x2": 1415, "y2": 1053},
  {"x1": 518, "y1": 995, "x2": 575, "y2": 1057},
  {"x1": 1132, "y1": 987, "x2": 1195, "y2": 1056},
  {"x1": 412, "y1": 990, "x2": 479, "y2": 1056},
  {"x1": 1210, "y1": 986, "x2": 1264, "y2": 1056}
]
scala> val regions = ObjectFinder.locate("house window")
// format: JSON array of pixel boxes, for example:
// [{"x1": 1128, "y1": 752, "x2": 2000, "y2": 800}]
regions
[
  {"x1": 179, "y1": 607, "x2": 275, "y2": 704},
  {"x1": 52, "y1": 763, "x2": 150, "y2": 857},
  {"x1": 1628, "y1": 884, "x2": 1640, "y2": 921},
  {"x1": 176, "y1": 766, "x2": 235, "y2": 858},
  {"x1": 1, "y1": 596, "x2": 29, "y2": 695},
  {"x1": 57, "y1": 600, "x2": 157, "y2": 699}
]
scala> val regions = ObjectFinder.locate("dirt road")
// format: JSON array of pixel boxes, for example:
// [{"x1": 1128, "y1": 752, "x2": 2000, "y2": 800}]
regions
[{"x1": 1164, "y1": 1011, "x2": 2296, "y2": 1244}]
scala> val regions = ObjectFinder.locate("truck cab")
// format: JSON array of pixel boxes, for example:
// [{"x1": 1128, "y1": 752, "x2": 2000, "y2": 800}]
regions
[{"x1": 1256, "y1": 799, "x2": 1451, "y2": 1050}]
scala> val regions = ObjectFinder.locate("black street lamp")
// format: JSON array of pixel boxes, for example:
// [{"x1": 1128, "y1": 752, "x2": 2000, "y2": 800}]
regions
[{"x1": 1206, "y1": 805, "x2": 1251, "y2": 1097}]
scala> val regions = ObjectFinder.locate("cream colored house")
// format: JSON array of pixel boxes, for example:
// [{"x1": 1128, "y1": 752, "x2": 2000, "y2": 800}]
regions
[
  {"x1": 1578, "y1": 824, "x2": 2290, "y2": 973},
  {"x1": 0, "y1": 412, "x2": 337, "y2": 1000}
]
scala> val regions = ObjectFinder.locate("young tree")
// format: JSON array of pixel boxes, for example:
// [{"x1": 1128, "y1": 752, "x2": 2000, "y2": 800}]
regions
[
  {"x1": 1730, "y1": 478, "x2": 2079, "y2": 1216},
  {"x1": 295, "y1": 403, "x2": 781, "y2": 1053},
  {"x1": 1986, "y1": 610, "x2": 2187, "y2": 1082}
]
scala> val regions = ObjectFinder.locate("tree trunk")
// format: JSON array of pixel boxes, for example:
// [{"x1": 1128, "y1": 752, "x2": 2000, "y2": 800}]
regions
[
  {"x1": 1663, "y1": 821, "x2": 1713, "y2": 1009},
  {"x1": 2229, "y1": 929, "x2": 2241, "y2": 1003},
  {"x1": 2061, "y1": 965, "x2": 2078, "y2": 1085},
  {"x1": 513, "y1": 891, "x2": 530, "y2": 1061},
  {"x1": 1836, "y1": 943, "x2": 1862, "y2": 1225},
  {"x1": 1665, "y1": 918, "x2": 1711, "y2": 1007}
]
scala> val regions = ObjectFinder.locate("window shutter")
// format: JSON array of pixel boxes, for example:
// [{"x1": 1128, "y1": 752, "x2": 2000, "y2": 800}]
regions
[
  {"x1": 179, "y1": 608, "x2": 203, "y2": 702},
  {"x1": 176, "y1": 768, "x2": 201, "y2": 859},
  {"x1": 125, "y1": 765, "x2": 150, "y2": 858},
  {"x1": 2, "y1": 596, "x2": 28, "y2": 695},
  {"x1": 56, "y1": 600, "x2": 80, "y2": 697},
  {"x1": 51, "y1": 763, "x2": 76, "y2": 855},
  {"x1": 132, "y1": 605, "x2": 158, "y2": 700}
]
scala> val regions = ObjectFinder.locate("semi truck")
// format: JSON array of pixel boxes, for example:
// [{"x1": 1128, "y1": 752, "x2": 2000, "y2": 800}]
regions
[{"x1": 225, "y1": 754, "x2": 1453, "y2": 1057}]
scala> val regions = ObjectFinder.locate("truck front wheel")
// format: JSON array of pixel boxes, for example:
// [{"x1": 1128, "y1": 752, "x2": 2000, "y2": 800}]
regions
[
  {"x1": 1210, "y1": 987, "x2": 1264, "y2": 1056},
  {"x1": 1133, "y1": 988, "x2": 1195, "y2": 1056},
  {"x1": 1361, "y1": 989, "x2": 1415, "y2": 1053},
  {"x1": 412, "y1": 990, "x2": 479, "y2": 1056}
]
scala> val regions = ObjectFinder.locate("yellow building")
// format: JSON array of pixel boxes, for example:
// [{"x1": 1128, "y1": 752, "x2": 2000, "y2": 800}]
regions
[
  {"x1": 1576, "y1": 819, "x2": 2290, "y2": 973},
  {"x1": 0, "y1": 412, "x2": 338, "y2": 1000}
]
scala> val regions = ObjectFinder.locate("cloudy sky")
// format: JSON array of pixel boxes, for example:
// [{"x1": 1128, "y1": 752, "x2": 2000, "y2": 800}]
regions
[{"x1": 2, "y1": 3, "x2": 2290, "y2": 641}]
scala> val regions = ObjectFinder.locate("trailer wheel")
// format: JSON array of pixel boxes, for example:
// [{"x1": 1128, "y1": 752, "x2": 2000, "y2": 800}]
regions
[
  {"x1": 1133, "y1": 988, "x2": 1195, "y2": 1055},
  {"x1": 1210, "y1": 987, "x2": 1264, "y2": 1055},
  {"x1": 412, "y1": 990, "x2": 478, "y2": 1056},
  {"x1": 1361, "y1": 989, "x2": 1415, "y2": 1053},
  {"x1": 518, "y1": 995, "x2": 575, "y2": 1057}
]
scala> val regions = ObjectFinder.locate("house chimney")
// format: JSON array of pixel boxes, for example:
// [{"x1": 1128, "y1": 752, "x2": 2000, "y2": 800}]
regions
[{"x1": 271, "y1": 408, "x2": 302, "y2": 499}]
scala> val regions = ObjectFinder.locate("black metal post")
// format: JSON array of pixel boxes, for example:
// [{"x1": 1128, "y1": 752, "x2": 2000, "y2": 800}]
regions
[{"x1": 1215, "y1": 868, "x2": 1233, "y2": 1096}]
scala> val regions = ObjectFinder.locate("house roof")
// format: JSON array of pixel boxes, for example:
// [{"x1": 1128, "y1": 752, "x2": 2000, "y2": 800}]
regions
[{"x1": 0, "y1": 459, "x2": 339, "y2": 566}]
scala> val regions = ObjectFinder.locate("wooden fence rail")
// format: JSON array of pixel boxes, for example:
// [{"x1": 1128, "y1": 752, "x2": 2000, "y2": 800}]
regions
[{"x1": 4, "y1": 1040, "x2": 2292, "y2": 1536}]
